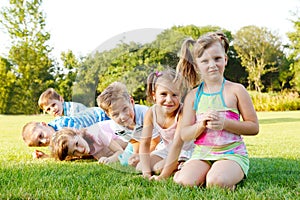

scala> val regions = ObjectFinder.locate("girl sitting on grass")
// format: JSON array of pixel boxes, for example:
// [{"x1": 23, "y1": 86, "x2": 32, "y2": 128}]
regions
[
  {"x1": 50, "y1": 121, "x2": 128, "y2": 164},
  {"x1": 138, "y1": 69, "x2": 194, "y2": 178}
]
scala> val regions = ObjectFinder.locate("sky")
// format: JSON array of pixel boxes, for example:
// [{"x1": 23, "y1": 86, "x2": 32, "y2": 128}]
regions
[{"x1": 0, "y1": 0, "x2": 299, "y2": 59}]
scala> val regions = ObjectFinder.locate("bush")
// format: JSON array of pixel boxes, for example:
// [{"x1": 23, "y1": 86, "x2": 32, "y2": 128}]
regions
[{"x1": 249, "y1": 90, "x2": 300, "y2": 111}]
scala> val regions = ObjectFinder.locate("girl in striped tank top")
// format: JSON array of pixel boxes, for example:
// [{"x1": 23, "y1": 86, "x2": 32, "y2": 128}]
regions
[{"x1": 173, "y1": 31, "x2": 259, "y2": 189}]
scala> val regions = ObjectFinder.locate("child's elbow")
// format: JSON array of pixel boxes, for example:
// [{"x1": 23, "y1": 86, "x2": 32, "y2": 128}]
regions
[{"x1": 249, "y1": 122, "x2": 259, "y2": 136}]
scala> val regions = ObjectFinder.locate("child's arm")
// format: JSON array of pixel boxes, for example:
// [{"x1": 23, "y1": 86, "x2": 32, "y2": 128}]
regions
[
  {"x1": 180, "y1": 90, "x2": 208, "y2": 141},
  {"x1": 150, "y1": 135, "x2": 161, "y2": 152},
  {"x1": 222, "y1": 83, "x2": 259, "y2": 135},
  {"x1": 98, "y1": 139, "x2": 124, "y2": 164},
  {"x1": 139, "y1": 108, "x2": 154, "y2": 178}
]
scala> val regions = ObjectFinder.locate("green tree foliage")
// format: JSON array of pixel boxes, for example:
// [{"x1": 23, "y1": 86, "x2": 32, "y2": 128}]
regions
[
  {"x1": 287, "y1": 13, "x2": 300, "y2": 92},
  {"x1": 0, "y1": 0, "x2": 55, "y2": 114},
  {"x1": 56, "y1": 50, "x2": 80, "y2": 102},
  {"x1": 0, "y1": 57, "x2": 16, "y2": 114},
  {"x1": 233, "y1": 26, "x2": 286, "y2": 92},
  {"x1": 76, "y1": 25, "x2": 244, "y2": 103}
]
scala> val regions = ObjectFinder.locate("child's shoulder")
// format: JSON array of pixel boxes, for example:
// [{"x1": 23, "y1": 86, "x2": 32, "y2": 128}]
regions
[{"x1": 225, "y1": 80, "x2": 246, "y2": 91}]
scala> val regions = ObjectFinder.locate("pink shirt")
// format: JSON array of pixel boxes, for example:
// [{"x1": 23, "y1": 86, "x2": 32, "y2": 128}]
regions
[{"x1": 85, "y1": 120, "x2": 120, "y2": 160}]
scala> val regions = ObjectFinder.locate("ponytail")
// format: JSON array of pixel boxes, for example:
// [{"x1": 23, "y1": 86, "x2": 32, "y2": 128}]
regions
[{"x1": 176, "y1": 38, "x2": 199, "y2": 89}]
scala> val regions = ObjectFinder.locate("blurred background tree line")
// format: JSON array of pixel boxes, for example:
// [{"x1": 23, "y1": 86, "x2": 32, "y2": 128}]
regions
[{"x1": 0, "y1": 0, "x2": 299, "y2": 114}]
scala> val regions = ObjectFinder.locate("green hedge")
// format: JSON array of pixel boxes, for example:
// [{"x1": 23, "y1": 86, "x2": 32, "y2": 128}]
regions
[{"x1": 250, "y1": 90, "x2": 300, "y2": 111}]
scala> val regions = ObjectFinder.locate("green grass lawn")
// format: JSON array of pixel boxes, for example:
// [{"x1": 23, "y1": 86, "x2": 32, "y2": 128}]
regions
[{"x1": 0, "y1": 112, "x2": 299, "y2": 199}]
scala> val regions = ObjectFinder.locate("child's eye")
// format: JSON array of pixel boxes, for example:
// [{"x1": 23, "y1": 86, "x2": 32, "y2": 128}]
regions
[
  {"x1": 112, "y1": 113, "x2": 118, "y2": 118},
  {"x1": 201, "y1": 59, "x2": 208, "y2": 64},
  {"x1": 39, "y1": 132, "x2": 44, "y2": 139}
]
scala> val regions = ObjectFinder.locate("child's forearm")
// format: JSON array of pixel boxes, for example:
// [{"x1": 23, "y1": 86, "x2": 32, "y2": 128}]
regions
[
  {"x1": 140, "y1": 154, "x2": 151, "y2": 177},
  {"x1": 159, "y1": 161, "x2": 178, "y2": 179},
  {"x1": 139, "y1": 140, "x2": 152, "y2": 177},
  {"x1": 99, "y1": 150, "x2": 123, "y2": 164},
  {"x1": 181, "y1": 123, "x2": 205, "y2": 141},
  {"x1": 109, "y1": 150, "x2": 123, "y2": 163}
]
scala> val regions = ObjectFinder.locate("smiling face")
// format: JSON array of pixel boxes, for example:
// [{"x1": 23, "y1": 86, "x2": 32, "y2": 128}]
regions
[
  {"x1": 108, "y1": 98, "x2": 136, "y2": 129},
  {"x1": 195, "y1": 42, "x2": 227, "y2": 81},
  {"x1": 153, "y1": 83, "x2": 181, "y2": 115},
  {"x1": 43, "y1": 99, "x2": 64, "y2": 117},
  {"x1": 66, "y1": 134, "x2": 90, "y2": 157},
  {"x1": 51, "y1": 128, "x2": 91, "y2": 161}
]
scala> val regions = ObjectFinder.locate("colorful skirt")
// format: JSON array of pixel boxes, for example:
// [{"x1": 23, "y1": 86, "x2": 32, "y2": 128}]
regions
[{"x1": 189, "y1": 141, "x2": 249, "y2": 176}]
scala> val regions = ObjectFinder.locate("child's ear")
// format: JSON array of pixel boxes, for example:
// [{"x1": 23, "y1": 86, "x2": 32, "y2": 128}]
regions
[
  {"x1": 152, "y1": 92, "x2": 156, "y2": 101},
  {"x1": 41, "y1": 122, "x2": 47, "y2": 127},
  {"x1": 129, "y1": 96, "x2": 135, "y2": 105},
  {"x1": 59, "y1": 96, "x2": 64, "y2": 102}
]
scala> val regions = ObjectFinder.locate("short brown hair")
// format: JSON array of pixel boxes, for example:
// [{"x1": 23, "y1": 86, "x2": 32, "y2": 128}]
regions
[
  {"x1": 21, "y1": 122, "x2": 40, "y2": 146},
  {"x1": 38, "y1": 88, "x2": 61, "y2": 109},
  {"x1": 96, "y1": 82, "x2": 130, "y2": 115}
]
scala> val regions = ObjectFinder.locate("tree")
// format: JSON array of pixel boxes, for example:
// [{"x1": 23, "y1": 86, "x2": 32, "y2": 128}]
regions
[
  {"x1": 56, "y1": 50, "x2": 80, "y2": 102},
  {"x1": 233, "y1": 26, "x2": 284, "y2": 92},
  {"x1": 0, "y1": 57, "x2": 16, "y2": 113},
  {"x1": 0, "y1": 0, "x2": 55, "y2": 114},
  {"x1": 287, "y1": 13, "x2": 300, "y2": 92},
  {"x1": 77, "y1": 25, "x2": 243, "y2": 103}
]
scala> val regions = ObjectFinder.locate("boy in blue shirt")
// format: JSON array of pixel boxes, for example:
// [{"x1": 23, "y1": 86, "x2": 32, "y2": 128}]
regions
[{"x1": 38, "y1": 88, "x2": 87, "y2": 117}]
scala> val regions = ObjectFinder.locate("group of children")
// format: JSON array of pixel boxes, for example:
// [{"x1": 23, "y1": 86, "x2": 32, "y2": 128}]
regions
[{"x1": 21, "y1": 31, "x2": 259, "y2": 190}]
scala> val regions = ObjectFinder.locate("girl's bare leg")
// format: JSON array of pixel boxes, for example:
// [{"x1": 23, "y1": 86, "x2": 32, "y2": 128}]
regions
[
  {"x1": 173, "y1": 160, "x2": 210, "y2": 187},
  {"x1": 206, "y1": 160, "x2": 244, "y2": 189}
]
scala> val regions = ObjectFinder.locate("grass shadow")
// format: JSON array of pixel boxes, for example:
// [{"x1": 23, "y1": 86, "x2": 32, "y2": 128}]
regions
[
  {"x1": 246, "y1": 157, "x2": 300, "y2": 191},
  {"x1": 258, "y1": 118, "x2": 300, "y2": 124}
]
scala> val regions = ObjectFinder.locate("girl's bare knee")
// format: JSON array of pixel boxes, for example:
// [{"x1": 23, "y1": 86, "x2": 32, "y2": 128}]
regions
[
  {"x1": 173, "y1": 172, "x2": 199, "y2": 187},
  {"x1": 206, "y1": 174, "x2": 233, "y2": 189}
]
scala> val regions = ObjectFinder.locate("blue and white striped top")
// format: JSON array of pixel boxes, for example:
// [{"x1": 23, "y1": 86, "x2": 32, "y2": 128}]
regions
[
  {"x1": 48, "y1": 107, "x2": 110, "y2": 131},
  {"x1": 63, "y1": 102, "x2": 87, "y2": 116}
]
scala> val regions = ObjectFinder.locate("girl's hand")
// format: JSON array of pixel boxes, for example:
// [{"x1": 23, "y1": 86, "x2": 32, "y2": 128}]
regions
[
  {"x1": 98, "y1": 157, "x2": 110, "y2": 164},
  {"x1": 205, "y1": 110, "x2": 225, "y2": 130},
  {"x1": 32, "y1": 149, "x2": 47, "y2": 159},
  {"x1": 142, "y1": 171, "x2": 152, "y2": 179},
  {"x1": 150, "y1": 175, "x2": 164, "y2": 181},
  {"x1": 128, "y1": 154, "x2": 140, "y2": 167}
]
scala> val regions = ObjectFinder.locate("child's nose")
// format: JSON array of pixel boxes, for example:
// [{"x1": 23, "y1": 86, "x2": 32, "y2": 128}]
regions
[
  {"x1": 77, "y1": 146, "x2": 85, "y2": 153},
  {"x1": 119, "y1": 112, "x2": 126, "y2": 120},
  {"x1": 208, "y1": 60, "x2": 216, "y2": 67},
  {"x1": 166, "y1": 94, "x2": 172, "y2": 102}
]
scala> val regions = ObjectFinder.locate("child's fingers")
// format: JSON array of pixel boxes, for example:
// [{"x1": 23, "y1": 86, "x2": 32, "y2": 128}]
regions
[{"x1": 98, "y1": 157, "x2": 109, "y2": 164}]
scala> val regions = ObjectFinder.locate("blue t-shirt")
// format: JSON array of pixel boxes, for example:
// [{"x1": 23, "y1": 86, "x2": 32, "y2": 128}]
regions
[
  {"x1": 48, "y1": 107, "x2": 110, "y2": 131},
  {"x1": 63, "y1": 101, "x2": 87, "y2": 116}
]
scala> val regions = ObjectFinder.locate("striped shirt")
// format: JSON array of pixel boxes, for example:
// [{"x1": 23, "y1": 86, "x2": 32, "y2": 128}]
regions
[
  {"x1": 48, "y1": 107, "x2": 110, "y2": 131},
  {"x1": 63, "y1": 102, "x2": 87, "y2": 116}
]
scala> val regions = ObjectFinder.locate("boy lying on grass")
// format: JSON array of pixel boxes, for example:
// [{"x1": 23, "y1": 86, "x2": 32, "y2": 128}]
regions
[{"x1": 21, "y1": 107, "x2": 111, "y2": 158}]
